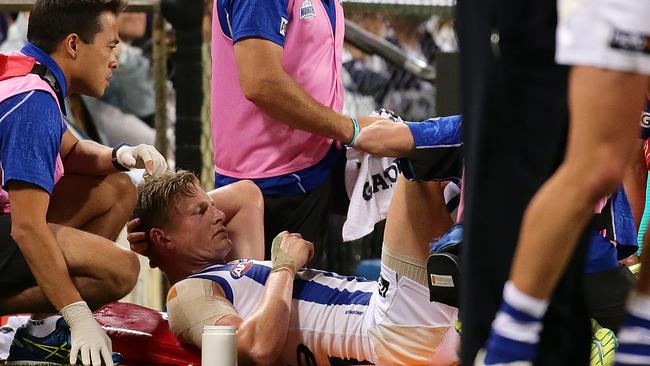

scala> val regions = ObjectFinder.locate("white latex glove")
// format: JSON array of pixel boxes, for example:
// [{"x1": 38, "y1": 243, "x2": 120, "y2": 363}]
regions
[
  {"x1": 116, "y1": 144, "x2": 167, "y2": 177},
  {"x1": 60, "y1": 301, "x2": 113, "y2": 366}
]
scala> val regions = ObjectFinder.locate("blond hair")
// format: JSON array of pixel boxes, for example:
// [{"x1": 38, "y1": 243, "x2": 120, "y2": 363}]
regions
[{"x1": 134, "y1": 170, "x2": 200, "y2": 232}]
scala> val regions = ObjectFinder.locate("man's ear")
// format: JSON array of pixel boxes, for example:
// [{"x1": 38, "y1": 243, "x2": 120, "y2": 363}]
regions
[
  {"x1": 149, "y1": 227, "x2": 173, "y2": 250},
  {"x1": 63, "y1": 33, "x2": 80, "y2": 58}
]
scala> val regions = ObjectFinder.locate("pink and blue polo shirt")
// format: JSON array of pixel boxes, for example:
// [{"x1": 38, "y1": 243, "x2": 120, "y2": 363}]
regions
[
  {"x1": 0, "y1": 43, "x2": 68, "y2": 213},
  {"x1": 211, "y1": 0, "x2": 344, "y2": 195}
]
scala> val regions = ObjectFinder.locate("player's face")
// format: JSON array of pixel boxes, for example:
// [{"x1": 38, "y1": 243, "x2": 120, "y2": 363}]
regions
[
  {"x1": 73, "y1": 11, "x2": 119, "y2": 97},
  {"x1": 165, "y1": 185, "x2": 233, "y2": 263}
]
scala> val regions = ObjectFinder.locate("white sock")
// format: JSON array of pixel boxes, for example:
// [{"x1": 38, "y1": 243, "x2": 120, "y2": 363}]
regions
[
  {"x1": 26, "y1": 315, "x2": 62, "y2": 338},
  {"x1": 503, "y1": 281, "x2": 549, "y2": 318},
  {"x1": 491, "y1": 281, "x2": 549, "y2": 344},
  {"x1": 626, "y1": 291, "x2": 650, "y2": 320}
]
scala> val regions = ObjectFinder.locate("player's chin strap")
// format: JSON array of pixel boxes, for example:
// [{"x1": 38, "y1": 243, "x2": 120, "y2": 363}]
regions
[{"x1": 271, "y1": 234, "x2": 298, "y2": 277}]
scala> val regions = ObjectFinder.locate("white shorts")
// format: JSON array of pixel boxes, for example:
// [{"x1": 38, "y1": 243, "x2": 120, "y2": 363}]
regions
[
  {"x1": 365, "y1": 263, "x2": 459, "y2": 366},
  {"x1": 556, "y1": 0, "x2": 650, "y2": 74}
]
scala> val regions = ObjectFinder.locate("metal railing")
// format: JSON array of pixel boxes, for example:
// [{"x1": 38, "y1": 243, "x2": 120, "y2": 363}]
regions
[
  {"x1": 344, "y1": 0, "x2": 454, "y2": 6},
  {"x1": 0, "y1": 0, "x2": 160, "y2": 12},
  {"x1": 345, "y1": 20, "x2": 436, "y2": 82},
  {"x1": 342, "y1": 0, "x2": 455, "y2": 82},
  {"x1": 343, "y1": 0, "x2": 455, "y2": 15}
]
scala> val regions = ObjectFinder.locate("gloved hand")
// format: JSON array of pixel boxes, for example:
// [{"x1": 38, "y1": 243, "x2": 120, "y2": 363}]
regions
[
  {"x1": 60, "y1": 301, "x2": 114, "y2": 366},
  {"x1": 115, "y1": 144, "x2": 167, "y2": 177}
]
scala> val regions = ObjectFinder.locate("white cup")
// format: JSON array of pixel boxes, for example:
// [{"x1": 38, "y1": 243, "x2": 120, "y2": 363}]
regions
[{"x1": 202, "y1": 325, "x2": 237, "y2": 366}]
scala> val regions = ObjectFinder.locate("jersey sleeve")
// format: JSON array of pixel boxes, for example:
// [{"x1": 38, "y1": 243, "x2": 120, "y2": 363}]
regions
[
  {"x1": 0, "y1": 90, "x2": 65, "y2": 194},
  {"x1": 405, "y1": 115, "x2": 463, "y2": 149},
  {"x1": 398, "y1": 115, "x2": 464, "y2": 182},
  {"x1": 225, "y1": 0, "x2": 290, "y2": 46}
]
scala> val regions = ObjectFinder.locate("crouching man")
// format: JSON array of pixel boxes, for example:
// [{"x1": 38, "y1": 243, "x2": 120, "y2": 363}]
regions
[{"x1": 1, "y1": 1, "x2": 167, "y2": 365}]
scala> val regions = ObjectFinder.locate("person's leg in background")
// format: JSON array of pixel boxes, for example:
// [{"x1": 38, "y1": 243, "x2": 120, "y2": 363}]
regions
[
  {"x1": 457, "y1": 0, "x2": 591, "y2": 364},
  {"x1": 262, "y1": 179, "x2": 332, "y2": 268},
  {"x1": 479, "y1": 66, "x2": 647, "y2": 365},
  {"x1": 263, "y1": 152, "x2": 350, "y2": 271},
  {"x1": 617, "y1": 218, "x2": 650, "y2": 364},
  {"x1": 583, "y1": 264, "x2": 636, "y2": 334}
]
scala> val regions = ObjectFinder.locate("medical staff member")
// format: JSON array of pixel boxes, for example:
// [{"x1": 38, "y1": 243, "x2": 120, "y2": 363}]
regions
[
  {"x1": 210, "y1": 0, "x2": 379, "y2": 260},
  {"x1": 0, "y1": 1, "x2": 166, "y2": 365}
]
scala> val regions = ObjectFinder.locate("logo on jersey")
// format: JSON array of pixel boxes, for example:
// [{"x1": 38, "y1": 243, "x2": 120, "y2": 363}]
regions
[
  {"x1": 345, "y1": 309, "x2": 364, "y2": 316},
  {"x1": 279, "y1": 17, "x2": 288, "y2": 36},
  {"x1": 378, "y1": 275, "x2": 389, "y2": 298},
  {"x1": 300, "y1": 0, "x2": 316, "y2": 20},
  {"x1": 230, "y1": 260, "x2": 253, "y2": 279},
  {"x1": 610, "y1": 29, "x2": 650, "y2": 54}
]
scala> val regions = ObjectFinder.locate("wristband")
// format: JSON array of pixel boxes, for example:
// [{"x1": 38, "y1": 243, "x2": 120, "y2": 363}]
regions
[
  {"x1": 270, "y1": 234, "x2": 298, "y2": 277},
  {"x1": 344, "y1": 117, "x2": 360, "y2": 148},
  {"x1": 112, "y1": 143, "x2": 131, "y2": 172}
]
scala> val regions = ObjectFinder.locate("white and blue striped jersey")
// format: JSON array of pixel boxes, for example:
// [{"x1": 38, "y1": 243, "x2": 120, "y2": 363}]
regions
[{"x1": 189, "y1": 259, "x2": 459, "y2": 366}]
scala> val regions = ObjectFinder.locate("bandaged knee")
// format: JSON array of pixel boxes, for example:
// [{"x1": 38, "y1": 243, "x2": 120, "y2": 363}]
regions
[
  {"x1": 271, "y1": 233, "x2": 298, "y2": 276},
  {"x1": 382, "y1": 245, "x2": 428, "y2": 287},
  {"x1": 166, "y1": 278, "x2": 237, "y2": 347}
]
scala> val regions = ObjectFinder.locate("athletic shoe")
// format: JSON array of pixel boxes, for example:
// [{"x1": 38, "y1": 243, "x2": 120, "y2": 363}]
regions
[
  {"x1": 6, "y1": 318, "x2": 121, "y2": 365},
  {"x1": 454, "y1": 319, "x2": 463, "y2": 336},
  {"x1": 628, "y1": 263, "x2": 641, "y2": 278},
  {"x1": 590, "y1": 319, "x2": 617, "y2": 366}
]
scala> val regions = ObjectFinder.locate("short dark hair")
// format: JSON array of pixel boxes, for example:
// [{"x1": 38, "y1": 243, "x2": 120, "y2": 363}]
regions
[
  {"x1": 27, "y1": 0, "x2": 127, "y2": 54},
  {"x1": 134, "y1": 170, "x2": 201, "y2": 233}
]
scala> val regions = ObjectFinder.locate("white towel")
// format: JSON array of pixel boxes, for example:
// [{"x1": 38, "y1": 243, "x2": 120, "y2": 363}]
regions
[{"x1": 342, "y1": 109, "x2": 403, "y2": 242}]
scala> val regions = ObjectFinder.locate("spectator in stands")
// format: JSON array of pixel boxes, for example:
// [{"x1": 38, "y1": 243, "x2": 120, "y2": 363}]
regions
[
  {"x1": 81, "y1": 11, "x2": 157, "y2": 148},
  {"x1": 382, "y1": 14, "x2": 436, "y2": 121},
  {"x1": 0, "y1": 12, "x2": 27, "y2": 53}
]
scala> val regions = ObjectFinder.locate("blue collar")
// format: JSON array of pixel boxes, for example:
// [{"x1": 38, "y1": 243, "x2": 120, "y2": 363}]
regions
[{"x1": 20, "y1": 42, "x2": 68, "y2": 97}]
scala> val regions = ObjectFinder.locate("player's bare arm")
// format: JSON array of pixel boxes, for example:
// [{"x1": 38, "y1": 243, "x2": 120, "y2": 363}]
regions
[
  {"x1": 59, "y1": 130, "x2": 166, "y2": 177},
  {"x1": 234, "y1": 38, "x2": 379, "y2": 145},
  {"x1": 232, "y1": 232, "x2": 312, "y2": 365}
]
